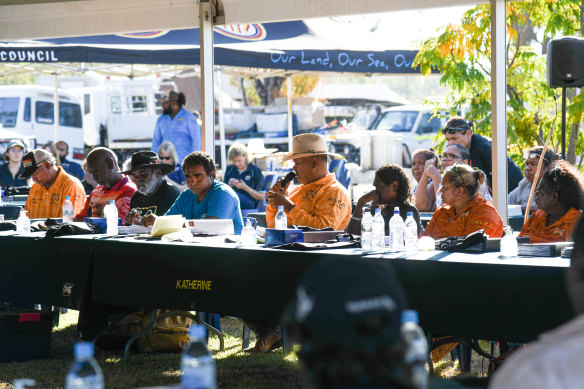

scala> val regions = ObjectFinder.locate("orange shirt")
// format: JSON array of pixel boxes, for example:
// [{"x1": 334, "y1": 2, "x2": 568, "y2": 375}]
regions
[
  {"x1": 266, "y1": 173, "x2": 351, "y2": 231},
  {"x1": 423, "y1": 194, "x2": 504, "y2": 239},
  {"x1": 24, "y1": 167, "x2": 86, "y2": 219},
  {"x1": 519, "y1": 207, "x2": 582, "y2": 243}
]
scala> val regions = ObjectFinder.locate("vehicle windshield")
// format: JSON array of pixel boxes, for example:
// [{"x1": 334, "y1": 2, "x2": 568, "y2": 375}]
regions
[
  {"x1": 35, "y1": 101, "x2": 82, "y2": 128},
  {"x1": 375, "y1": 111, "x2": 419, "y2": 132},
  {"x1": 0, "y1": 97, "x2": 20, "y2": 128}
]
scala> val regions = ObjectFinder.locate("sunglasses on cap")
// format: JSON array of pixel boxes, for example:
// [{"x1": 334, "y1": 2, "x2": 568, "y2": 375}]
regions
[{"x1": 442, "y1": 127, "x2": 469, "y2": 135}]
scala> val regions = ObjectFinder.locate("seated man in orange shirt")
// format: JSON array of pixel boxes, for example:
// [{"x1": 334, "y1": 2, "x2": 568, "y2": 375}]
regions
[
  {"x1": 242, "y1": 134, "x2": 351, "y2": 354},
  {"x1": 22, "y1": 149, "x2": 85, "y2": 219},
  {"x1": 424, "y1": 164, "x2": 503, "y2": 239},
  {"x1": 75, "y1": 147, "x2": 136, "y2": 222},
  {"x1": 265, "y1": 133, "x2": 351, "y2": 231},
  {"x1": 519, "y1": 161, "x2": 584, "y2": 243}
]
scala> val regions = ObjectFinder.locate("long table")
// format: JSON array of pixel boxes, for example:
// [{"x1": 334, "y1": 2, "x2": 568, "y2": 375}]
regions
[{"x1": 0, "y1": 232, "x2": 574, "y2": 345}]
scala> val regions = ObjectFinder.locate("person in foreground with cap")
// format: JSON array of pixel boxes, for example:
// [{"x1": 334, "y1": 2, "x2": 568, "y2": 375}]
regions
[
  {"x1": 151, "y1": 91, "x2": 201, "y2": 165},
  {"x1": 1, "y1": 139, "x2": 28, "y2": 189},
  {"x1": 508, "y1": 146, "x2": 556, "y2": 214},
  {"x1": 489, "y1": 217, "x2": 584, "y2": 388},
  {"x1": 284, "y1": 258, "x2": 411, "y2": 388},
  {"x1": 265, "y1": 133, "x2": 351, "y2": 231},
  {"x1": 55, "y1": 140, "x2": 85, "y2": 181},
  {"x1": 22, "y1": 149, "x2": 85, "y2": 219},
  {"x1": 123, "y1": 151, "x2": 180, "y2": 225},
  {"x1": 75, "y1": 147, "x2": 136, "y2": 222},
  {"x1": 142, "y1": 151, "x2": 243, "y2": 234},
  {"x1": 443, "y1": 116, "x2": 523, "y2": 193}
]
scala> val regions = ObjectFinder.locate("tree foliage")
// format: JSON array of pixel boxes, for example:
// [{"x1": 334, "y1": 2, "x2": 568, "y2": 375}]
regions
[{"x1": 414, "y1": 0, "x2": 584, "y2": 166}]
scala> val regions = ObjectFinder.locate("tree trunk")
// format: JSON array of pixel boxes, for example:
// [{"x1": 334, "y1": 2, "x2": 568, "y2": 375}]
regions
[
  {"x1": 255, "y1": 77, "x2": 284, "y2": 106},
  {"x1": 567, "y1": 119, "x2": 580, "y2": 164},
  {"x1": 240, "y1": 77, "x2": 248, "y2": 107}
]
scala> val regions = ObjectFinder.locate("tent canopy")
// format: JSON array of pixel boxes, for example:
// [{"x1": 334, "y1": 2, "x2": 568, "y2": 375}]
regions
[{"x1": 0, "y1": 19, "x2": 422, "y2": 74}]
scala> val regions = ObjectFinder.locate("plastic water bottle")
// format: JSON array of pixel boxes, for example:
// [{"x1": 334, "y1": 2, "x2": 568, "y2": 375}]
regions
[
  {"x1": 104, "y1": 200, "x2": 118, "y2": 236},
  {"x1": 16, "y1": 210, "x2": 30, "y2": 234},
  {"x1": 275, "y1": 205, "x2": 287, "y2": 230},
  {"x1": 389, "y1": 207, "x2": 405, "y2": 251},
  {"x1": 401, "y1": 310, "x2": 429, "y2": 389},
  {"x1": 404, "y1": 212, "x2": 418, "y2": 256},
  {"x1": 62, "y1": 195, "x2": 74, "y2": 223},
  {"x1": 372, "y1": 208, "x2": 385, "y2": 249},
  {"x1": 361, "y1": 205, "x2": 373, "y2": 250},
  {"x1": 241, "y1": 219, "x2": 257, "y2": 246},
  {"x1": 181, "y1": 325, "x2": 216, "y2": 389},
  {"x1": 65, "y1": 342, "x2": 104, "y2": 389},
  {"x1": 500, "y1": 226, "x2": 518, "y2": 258}
]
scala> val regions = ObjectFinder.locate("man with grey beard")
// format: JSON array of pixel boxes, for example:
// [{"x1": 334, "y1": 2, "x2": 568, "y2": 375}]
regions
[{"x1": 123, "y1": 151, "x2": 180, "y2": 225}]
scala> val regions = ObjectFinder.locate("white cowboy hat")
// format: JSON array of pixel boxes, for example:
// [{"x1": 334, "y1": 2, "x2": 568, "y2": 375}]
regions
[
  {"x1": 281, "y1": 133, "x2": 343, "y2": 162},
  {"x1": 247, "y1": 138, "x2": 278, "y2": 157}
]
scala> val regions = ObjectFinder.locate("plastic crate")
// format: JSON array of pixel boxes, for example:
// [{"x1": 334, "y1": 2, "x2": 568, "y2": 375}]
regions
[{"x1": 0, "y1": 308, "x2": 57, "y2": 362}]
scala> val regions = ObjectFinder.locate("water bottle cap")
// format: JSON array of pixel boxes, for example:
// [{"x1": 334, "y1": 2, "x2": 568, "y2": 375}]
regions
[
  {"x1": 407, "y1": 211, "x2": 413, "y2": 217},
  {"x1": 189, "y1": 324, "x2": 206, "y2": 340},
  {"x1": 109, "y1": 200, "x2": 115, "y2": 205},
  {"x1": 401, "y1": 309, "x2": 419, "y2": 324},
  {"x1": 74, "y1": 342, "x2": 94, "y2": 359},
  {"x1": 375, "y1": 208, "x2": 381, "y2": 214},
  {"x1": 277, "y1": 205, "x2": 284, "y2": 211},
  {"x1": 394, "y1": 206, "x2": 400, "y2": 215},
  {"x1": 65, "y1": 195, "x2": 70, "y2": 200}
]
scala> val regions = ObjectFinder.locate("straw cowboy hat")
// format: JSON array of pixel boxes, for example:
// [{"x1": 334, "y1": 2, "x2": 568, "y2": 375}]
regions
[{"x1": 281, "y1": 133, "x2": 342, "y2": 162}]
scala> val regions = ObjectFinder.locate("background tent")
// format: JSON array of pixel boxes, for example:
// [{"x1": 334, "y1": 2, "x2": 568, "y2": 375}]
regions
[{"x1": 0, "y1": 20, "x2": 422, "y2": 74}]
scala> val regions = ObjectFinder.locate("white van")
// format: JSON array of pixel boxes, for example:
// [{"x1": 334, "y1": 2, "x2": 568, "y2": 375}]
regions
[
  {"x1": 0, "y1": 85, "x2": 84, "y2": 161},
  {"x1": 370, "y1": 105, "x2": 446, "y2": 167}
]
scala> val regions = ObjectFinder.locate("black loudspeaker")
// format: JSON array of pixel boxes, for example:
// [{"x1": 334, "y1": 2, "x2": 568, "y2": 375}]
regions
[{"x1": 547, "y1": 37, "x2": 584, "y2": 88}]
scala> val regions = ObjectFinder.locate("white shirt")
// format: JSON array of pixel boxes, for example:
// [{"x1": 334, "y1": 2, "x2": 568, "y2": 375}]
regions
[
  {"x1": 489, "y1": 314, "x2": 584, "y2": 389},
  {"x1": 508, "y1": 178, "x2": 538, "y2": 213}
]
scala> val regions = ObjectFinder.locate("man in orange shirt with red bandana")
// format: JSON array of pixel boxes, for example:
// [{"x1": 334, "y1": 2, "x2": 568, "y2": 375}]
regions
[
  {"x1": 22, "y1": 149, "x2": 85, "y2": 219},
  {"x1": 265, "y1": 133, "x2": 351, "y2": 231},
  {"x1": 241, "y1": 134, "x2": 351, "y2": 354}
]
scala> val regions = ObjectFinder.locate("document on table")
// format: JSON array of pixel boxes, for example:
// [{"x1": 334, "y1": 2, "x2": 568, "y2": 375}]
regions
[{"x1": 151, "y1": 215, "x2": 185, "y2": 237}]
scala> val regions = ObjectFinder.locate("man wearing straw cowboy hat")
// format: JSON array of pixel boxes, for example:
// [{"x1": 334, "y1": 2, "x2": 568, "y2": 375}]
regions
[{"x1": 266, "y1": 133, "x2": 351, "y2": 231}]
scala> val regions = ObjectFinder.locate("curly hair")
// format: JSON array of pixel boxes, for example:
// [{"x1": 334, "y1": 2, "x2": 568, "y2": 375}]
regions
[
  {"x1": 539, "y1": 160, "x2": 584, "y2": 211},
  {"x1": 525, "y1": 146, "x2": 557, "y2": 168},
  {"x1": 443, "y1": 163, "x2": 486, "y2": 196},
  {"x1": 444, "y1": 116, "x2": 473, "y2": 133},
  {"x1": 375, "y1": 164, "x2": 412, "y2": 205},
  {"x1": 182, "y1": 151, "x2": 216, "y2": 179}
]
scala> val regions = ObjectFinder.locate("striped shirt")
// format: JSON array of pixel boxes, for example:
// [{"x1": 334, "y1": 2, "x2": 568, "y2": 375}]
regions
[
  {"x1": 75, "y1": 176, "x2": 136, "y2": 222},
  {"x1": 24, "y1": 166, "x2": 85, "y2": 219}
]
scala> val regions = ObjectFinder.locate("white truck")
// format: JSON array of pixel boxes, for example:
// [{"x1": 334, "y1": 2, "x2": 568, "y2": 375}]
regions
[
  {"x1": 71, "y1": 79, "x2": 169, "y2": 160},
  {"x1": 0, "y1": 85, "x2": 85, "y2": 161}
]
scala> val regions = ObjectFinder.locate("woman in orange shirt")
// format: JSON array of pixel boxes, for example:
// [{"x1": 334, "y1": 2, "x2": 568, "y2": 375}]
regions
[
  {"x1": 424, "y1": 164, "x2": 503, "y2": 239},
  {"x1": 519, "y1": 161, "x2": 584, "y2": 243}
]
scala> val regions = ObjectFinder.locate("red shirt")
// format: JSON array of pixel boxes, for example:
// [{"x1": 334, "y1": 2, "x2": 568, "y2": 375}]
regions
[{"x1": 76, "y1": 176, "x2": 136, "y2": 222}]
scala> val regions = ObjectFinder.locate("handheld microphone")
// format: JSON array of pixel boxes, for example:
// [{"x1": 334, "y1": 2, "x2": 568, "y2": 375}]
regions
[{"x1": 280, "y1": 171, "x2": 296, "y2": 187}]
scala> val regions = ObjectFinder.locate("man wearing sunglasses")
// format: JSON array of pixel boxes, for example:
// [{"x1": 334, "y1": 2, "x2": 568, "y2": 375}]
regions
[
  {"x1": 442, "y1": 117, "x2": 523, "y2": 193},
  {"x1": 508, "y1": 146, "x2": 556, "y2": 214}
]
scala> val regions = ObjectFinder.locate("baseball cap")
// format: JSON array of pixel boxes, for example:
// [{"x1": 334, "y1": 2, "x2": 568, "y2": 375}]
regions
[
  {"x1": 283, "y1": 258, "x2": 408, "y2": 354},
  {"x1": 19, "y1": 149, "x2": 52, "y2": 178},
  {"x1": 6, "y1": 139, "x2": 25, "y2": 151}
]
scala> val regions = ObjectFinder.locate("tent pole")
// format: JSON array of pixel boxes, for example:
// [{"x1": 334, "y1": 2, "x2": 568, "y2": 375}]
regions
[
  {"x1": 199, "y1": 0, "x2": 215, "y2": 157},
  {"x1": 54, "y1": 72, "x2": 59, "y2": 143},
  {"x1": 490, "y1": 0, "x2": 508, "y2": 224},
  {"x1": 217, "y1": 68, "x2": 227, "y2": 171},
  {"x1": 287, "y1": 75, "x2": 293, "y2": 152}
]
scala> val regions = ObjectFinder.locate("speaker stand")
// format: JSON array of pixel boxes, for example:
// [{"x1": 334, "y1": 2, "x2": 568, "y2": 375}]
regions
[{"x1": 561, "y1": 87, "x2": 567, "y2": 160}]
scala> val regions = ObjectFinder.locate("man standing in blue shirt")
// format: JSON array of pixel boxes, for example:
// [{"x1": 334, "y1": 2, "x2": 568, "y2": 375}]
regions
[
  {"x1": 143, "y1": 151, "x2": 243, "y2": 234},
  {"x1": 56, "y1": 140, "x2": 85, "y2": 181},
  {"x1": 151, "y1": 91, "x2": 201, "y2": 165}
]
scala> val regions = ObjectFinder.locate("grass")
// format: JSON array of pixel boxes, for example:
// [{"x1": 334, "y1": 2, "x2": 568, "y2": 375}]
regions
[{"x1": 0, "y1": 310, "x2": 493, "y2": 388}]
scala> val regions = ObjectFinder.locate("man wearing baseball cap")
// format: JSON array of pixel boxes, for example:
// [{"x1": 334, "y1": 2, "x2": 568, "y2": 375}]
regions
[
  {"x1": 122, "y1": 151, "x2": 181, "y2": 225},
  {"x1": 151, "y1": 91, "x2": 201, "y2": 165},
  {"x1": 22, "y1": 149, "x2": 85, "y2": 219},
  {"x1": 265, "y1": 133, "x2": 351, "y2": 231}
]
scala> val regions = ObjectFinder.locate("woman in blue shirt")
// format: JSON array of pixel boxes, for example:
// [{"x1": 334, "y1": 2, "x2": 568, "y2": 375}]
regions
[
  {"x1": 1, "y1": 139, "x2": 28, "y2": 189},
  {"x1": 158, "y1": 141, "x2": 187, "y2": 191},
  {"x1": 223, "y1": 142, "x2": 265, "y2": 210}
]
